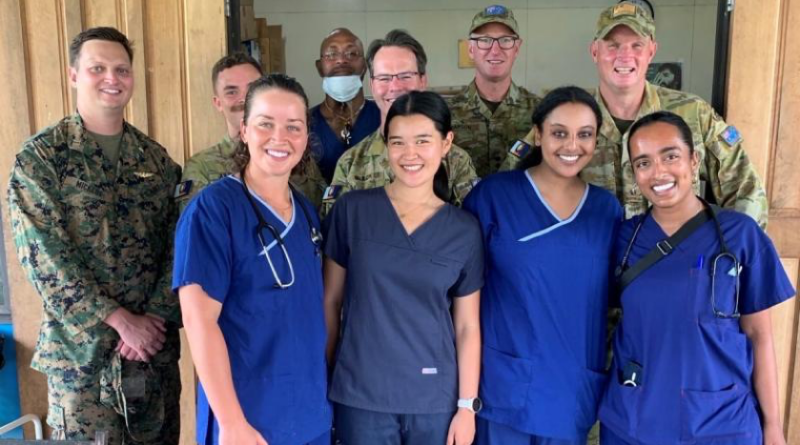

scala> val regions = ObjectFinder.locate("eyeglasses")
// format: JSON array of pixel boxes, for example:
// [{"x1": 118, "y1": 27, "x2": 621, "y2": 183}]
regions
[
  {"x1": 469, "y1": 36, "x2": 519, "y2": 50},
  {"x1": 371, "y1": 72, "x2": 420, "y2": 84},
  {"x1": 321, "y1": 50, "x2": 363, "y2": 61}
]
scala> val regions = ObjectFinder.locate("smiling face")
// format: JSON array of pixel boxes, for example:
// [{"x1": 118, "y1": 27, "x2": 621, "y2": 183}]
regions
[
  {"x1": 590, "y1": 25, "x2": 657, "y2": 94},
  {"x1": 386, "y1": 113, "x2": 453, "y2": 191},
  {"x1": 240, "y1": 88, "x2": 308, "y2": 180},
  {"x1": 70, "y1": 39, "x2": 134, "y2": 117},
  {"x1": 213, "y1": 63, "x2": 262, "y2": 139},
  {"x1": 370, "y1": 46, "x2": 427, "y2": 118},
  {"x1": 468, "y1": 22, "x2": 521, "y2": 83},
  {"x1": 629, "y1": 121, "x2": 699, "y2": 211},
  {"x1": 534, "y1": 102, "x2": 598, "y2": 179}
]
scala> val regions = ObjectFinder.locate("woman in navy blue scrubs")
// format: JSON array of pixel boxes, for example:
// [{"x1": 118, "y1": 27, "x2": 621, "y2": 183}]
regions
[
  {"x1": 174, "y1": 75, "x2": 331, "y2": 445},
  {"x1": 599, "y1": 111, "x2": 794, "y2": 445},
  {"x1": 324, "y1": 91, "x2": 483, "y2": 445},
  {"x1": 464, "y1": 86, "x2": 622, "y2": 444}
]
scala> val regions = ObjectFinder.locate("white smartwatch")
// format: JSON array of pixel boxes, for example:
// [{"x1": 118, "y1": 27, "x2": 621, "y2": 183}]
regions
[{"x1": 457, "y1": 397, "x2": 483, "y2": 413}]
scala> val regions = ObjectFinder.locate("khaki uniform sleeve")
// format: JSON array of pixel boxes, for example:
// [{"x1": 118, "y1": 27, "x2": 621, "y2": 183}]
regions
[
  {"x1": 320, "y1": 151, "x2": 355, "y2": 218},
  {"x1": 499, "y1": 127, "x2": 537, "y2": 171},
  {"x1": 291, "y1": 158, "x2": 327, "y2": 209},
  {"x1": 446, "y1": 145, "x2": 479, "y2": 207},
  {"x1": 7, "y1": 144, "x2": 120, "y2": 335},
  {"x1": 144, "y1": 161, "x2": 182, "y2": 325},
  {"x1": 701, "y1": 110, "x2": 768, "y2": 228},
  {"x1": 177, "y1": 155, "x2": 212, "y2": 214}
]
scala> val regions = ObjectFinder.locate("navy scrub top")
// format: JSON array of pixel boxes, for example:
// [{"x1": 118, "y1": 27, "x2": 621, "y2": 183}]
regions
[
  {"x1": 599, "y1": 209, "x2": 795, "y2": 445},
  {"x1": 324, "y1": 187, "x2": 484, "y2": 414},
  {"x1": 173, "y1": 176, "x2": 331, "y2": 445},
  {"x1": 463, "y1": 170, "x2": 622, "y2": 441}
]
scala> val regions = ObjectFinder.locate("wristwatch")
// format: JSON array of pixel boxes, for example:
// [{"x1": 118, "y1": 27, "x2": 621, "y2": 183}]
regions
[{"x1": 457, "y1": 397, "x2": 483, "y2": 413}]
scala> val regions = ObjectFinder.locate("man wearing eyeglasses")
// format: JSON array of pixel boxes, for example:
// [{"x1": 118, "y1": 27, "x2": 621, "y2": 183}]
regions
[
  {"x1": 311, "y1": 28, "x2": 381, "y2": 183},
  {"x1": 447, "y1": 5, "x2": 541, "y2": 178},
  {"x1": 321, "y1": 29, "x2": 478, "y2": 216}
]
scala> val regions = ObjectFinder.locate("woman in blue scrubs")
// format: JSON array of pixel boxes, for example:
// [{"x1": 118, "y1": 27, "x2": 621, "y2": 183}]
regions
[
  {"x1": 599, "y1": 111, "x2": 794, "y2": 445},
  {"x1": 463, "y1": 86, "x2": 622, "y2": 444},
  {"x1": 324, "y1": 91, "x2": 483, "y2": 445},
  {"x1": 174, "y1": 74, "x2": 331, "y2": 445}
]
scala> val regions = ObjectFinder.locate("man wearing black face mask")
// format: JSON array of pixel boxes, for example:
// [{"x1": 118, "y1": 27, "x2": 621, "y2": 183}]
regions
[{"x1": 311, "y1": 28, "x2": 381, "y2": 182}]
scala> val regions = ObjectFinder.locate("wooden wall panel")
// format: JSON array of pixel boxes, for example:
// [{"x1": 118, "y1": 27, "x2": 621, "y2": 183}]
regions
[
  {"x1": 774, "y1": 260, "x2": 798, "y2": 427},
  {"x1": 183, "y1": 0, "x2": 228, "y2": 156},
  {"x1": 725, "y1": 0, "x2": 783, "y2": 180},
  {"x1": 23, "y1": 0, "x2": 69, "y2": 129},
  {"x1": 120, "y1": 0, "x2": 149, "y2": 133},
  {"x1": 1, "y1": 0, "x2": 42, "y2": 439},
  {"x1": 82, "y1": 0, "x2": 119, "y2": 29},
  {"x1": 143, "y1": 0, "x2": 187, "y2": 165}
]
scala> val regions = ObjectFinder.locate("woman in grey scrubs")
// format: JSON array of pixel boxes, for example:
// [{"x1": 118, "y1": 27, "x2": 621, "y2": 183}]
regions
[{"x1": 323, "y1": 91, "x2": 483, "y2": 445}]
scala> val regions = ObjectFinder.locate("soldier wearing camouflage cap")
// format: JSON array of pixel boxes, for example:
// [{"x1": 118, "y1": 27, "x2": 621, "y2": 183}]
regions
[
  {"x1": 448, "y1": 5, "x2": 541, "y2": 178},
  {"x1": 8, "y1": 27, "x2": 181, "y2": 443},
  {"x1": 323, "y1": 29, "x2": 478, "y2": 216},
  {"x1": 177, "y1": 53, "x2": 326, "y2": 213},
  {"x1": 505, "y1": 1, "x2": 768, "y2": 228}
]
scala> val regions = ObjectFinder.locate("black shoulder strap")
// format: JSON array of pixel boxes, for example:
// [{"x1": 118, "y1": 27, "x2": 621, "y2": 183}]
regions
[{"x1": 618, "y1": 208, "x2": 713, "y2": 292}]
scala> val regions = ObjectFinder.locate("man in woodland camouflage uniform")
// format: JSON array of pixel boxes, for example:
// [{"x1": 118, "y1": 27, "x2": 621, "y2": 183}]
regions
[
  {"x1": 8, "y1": 27, "x2": 180, "y2": 444},
  {"x1": 504, "y1": 1, "x2": 767, "y2": 227},
  {"x1": 177, "y1": 53, "x2": 326, "y2": 212},
  {"x1": 447, "y1": 5, "x2": 541, "y2": 178}
]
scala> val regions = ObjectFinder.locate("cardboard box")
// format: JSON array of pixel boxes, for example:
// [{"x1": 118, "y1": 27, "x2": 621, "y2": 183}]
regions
[
  {"x1": 258, "y1": 37, "x2": 271, "y2": 71},
  {"x1": 256, "y1": 18, "x2": 269, "y2": 39},
  {"x1": 458, "y1": 39, "x2": 475, "y2": 68},
  {"x1": 240, "y1": 5, "x2": 258, "y2": 41},
  {"x1": 267, "y1": 25, "x2": 285, "y2": 74}
]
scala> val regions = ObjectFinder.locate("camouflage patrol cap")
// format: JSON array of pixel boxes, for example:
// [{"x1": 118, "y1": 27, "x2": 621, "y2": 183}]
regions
[
  {"x1": 470, "y1": 5, "x2": 519, "y2": 35},
  {"x1": 595, "y1": 2, "x2": 655, "y2": 40}
]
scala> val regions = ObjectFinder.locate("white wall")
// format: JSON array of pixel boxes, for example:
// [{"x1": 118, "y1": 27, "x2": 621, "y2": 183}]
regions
[{"x1": 255, "y1": 0, "x2": 718, "y2": 106}]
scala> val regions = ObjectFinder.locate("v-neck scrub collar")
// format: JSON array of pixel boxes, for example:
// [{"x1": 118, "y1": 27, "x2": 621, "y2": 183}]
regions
[{"x1": 518, "y1": 169, "x2": 589, "y2": 242}]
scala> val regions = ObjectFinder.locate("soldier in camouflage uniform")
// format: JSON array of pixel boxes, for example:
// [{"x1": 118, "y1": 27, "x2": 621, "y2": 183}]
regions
[
  {"x1": 323, "y1": 30, "x2": 478, "y2": 216},
  {"x1": 7, "y1": 28, "x2": 180, "y2": 444},
  {"x1": 447, "y1": 5, "x2": 541, "y2": 178},
  {"x1": 177, "y1": 53, "x2": 326, "y2": 212},
  {"x1": 505, "y1": 1, "x2": 767, "y2": 228}
]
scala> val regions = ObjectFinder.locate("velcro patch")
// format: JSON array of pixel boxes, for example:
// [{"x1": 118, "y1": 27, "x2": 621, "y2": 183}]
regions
[
  {"x1": 508, "y1": 139, "x2": 532, "y2": 159},
  {"x1": 485, "y1": 5, "x2": 507, "y2": 15},
  {"x1": 174, "y1": 180, "x2": 193, "y2": 199},
  {"x1": 720, "y1": 125, "x2": 742, "y2": 146},
  {"x1": 613, "y1": 3, "x2": 637, "y2": 17},
  {"x1": 322, "y1": 185, "x2": 342, "y2": 201}
]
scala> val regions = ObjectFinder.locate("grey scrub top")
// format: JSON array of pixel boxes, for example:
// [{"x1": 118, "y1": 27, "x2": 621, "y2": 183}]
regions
[{"x1": 324, "y1": 187, "x2": 484, "y2": 414}]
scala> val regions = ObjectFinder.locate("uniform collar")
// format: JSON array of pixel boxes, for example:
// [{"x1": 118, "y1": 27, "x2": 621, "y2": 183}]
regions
[
  {"x1": 217, "y1": 134, "x2": 237, "y2": 156},
  {"x1": 464, "y1": 79, "x2": 524, "y2": 113},
  {"x1": 365, "y1": 130, "x2": 386, "y2": 156},
  {"x1": 69, "y1": 113, "x2": 133, "y2": 155}
]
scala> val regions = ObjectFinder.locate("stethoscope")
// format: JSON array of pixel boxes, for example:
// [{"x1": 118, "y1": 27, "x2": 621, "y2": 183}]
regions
[
  {"x1": 239, "y1": 170, "x2": 323, "y2": 289},
  {"x1": 618, "y1": 198, "x2": 741, "y2": 318}
]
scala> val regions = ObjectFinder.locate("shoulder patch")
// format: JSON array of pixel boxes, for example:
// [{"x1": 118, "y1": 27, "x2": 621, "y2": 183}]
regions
[
  {"x1": 322, "y1": 185, "x2": 342, "y2": 201},
  {"x1": 508, "y1": 139, "x2": 532, "y2": 159},
  {"x1": 720, "y1": 125, "x2": 742, "y2": 146},
  {"x1": 174, "y1": 180, "x2": 193, "y2": 199}
]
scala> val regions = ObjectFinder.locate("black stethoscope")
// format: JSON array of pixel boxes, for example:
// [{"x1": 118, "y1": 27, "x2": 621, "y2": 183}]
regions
[
  {"x1": 239, "y1": 170, "x2": 323, "y2": 289},
  {"x1": 618, "y1": 198, "x2": 741, "y2": 318}
]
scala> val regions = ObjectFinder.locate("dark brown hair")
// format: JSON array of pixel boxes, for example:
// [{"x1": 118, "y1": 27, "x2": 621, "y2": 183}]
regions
[
  {"x1": 211, "y1": 53, "x2": 263, "y2": 90},
  {"x1": 69, "y1": 27, "x2": 133, "y2": 67}
]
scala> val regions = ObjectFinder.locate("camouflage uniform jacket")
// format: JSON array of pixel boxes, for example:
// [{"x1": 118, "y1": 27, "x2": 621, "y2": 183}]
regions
[
  {"x1": 178, "y1": 135, "x2": 327, "y2": 212},
  {"x1": 321, "y1": 130, "x2": 479, "y2": 216},
  {"x1": 447, "y1": 80, "x2": 541, "y2": 177},
  {"x1": 502, "y1": 83, "x2": 768, "y2": 227},
  {"x1": 8, "y1": 114, "x2": 182, "y2": 373}
]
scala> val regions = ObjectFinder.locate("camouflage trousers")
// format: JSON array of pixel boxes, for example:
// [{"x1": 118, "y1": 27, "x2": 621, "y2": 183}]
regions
[{"x1": 45, "y1": 362, "x2": 181, "y2": 445}]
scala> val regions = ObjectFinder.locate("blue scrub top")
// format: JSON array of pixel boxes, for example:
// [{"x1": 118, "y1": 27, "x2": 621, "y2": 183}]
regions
[
  {"x1": 463, "y1": 170, "x2": 622, "y2": 441},
  {"x1": 599, "y1": 209, "x2": 795, "y2": 445},
  {"x1": 310, "y1": 100, "x2": 381, "y2": 182},
  {"x1": 324, "y1": 187, "x2": 484, "y2": 414},
  {"x1": 173, "y1": 176, "x2": 331, "y2": 445}
]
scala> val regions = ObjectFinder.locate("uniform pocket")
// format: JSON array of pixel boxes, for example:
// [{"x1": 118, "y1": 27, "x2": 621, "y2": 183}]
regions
[
  {"x1": 680, "y1": 384, "x2": 758, "y2": 441},
  {"x1": 598, "y1": 381, "x2": 642, "y2": 436},
  {"x1": 479, "y1": 345, "x2": 532, "y2": 409},
  {"x1": 574, "y1": 369, "x2": 608, "y2": 431}
]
